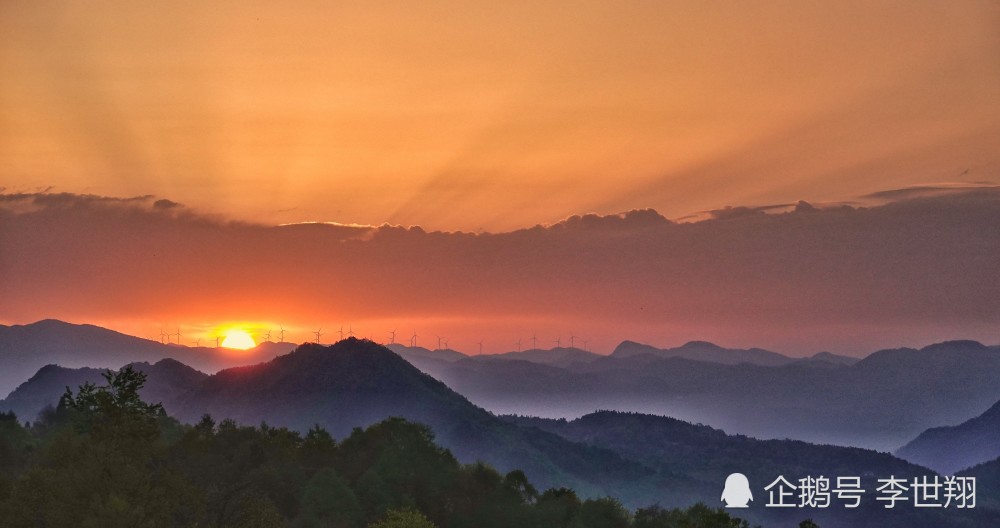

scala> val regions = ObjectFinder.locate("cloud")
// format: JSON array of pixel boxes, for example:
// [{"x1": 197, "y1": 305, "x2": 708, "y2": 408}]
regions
[
  {"x1": 1, "y1": 189, "x2": 998, "y2": 353},
  {"x1": 860, "y1": 182, "x2": 1000, "y2": 202}
]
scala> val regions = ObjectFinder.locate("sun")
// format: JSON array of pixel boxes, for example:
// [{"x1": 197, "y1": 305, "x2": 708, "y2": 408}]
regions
[{"x1": 221, "y1": 329, "x2": 256, "y2": 350}]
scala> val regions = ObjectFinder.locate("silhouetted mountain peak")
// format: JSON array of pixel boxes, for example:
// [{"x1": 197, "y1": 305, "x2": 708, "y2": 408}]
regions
[
  {"x1": 32, "y1": 364, "x2": 69, "y2": 377},
  {"x1": 920, "y1": 340, "x2": 989, "y2": 353},
  {"x1": 182, "y1": 338, "x2": 471, "y2": 423},
  {"x1": 611, "y1": 340, "x2": 792, "y2": 366},
  {"x1": 678, "y1": 340, "x2": 725, "y2": 351}
]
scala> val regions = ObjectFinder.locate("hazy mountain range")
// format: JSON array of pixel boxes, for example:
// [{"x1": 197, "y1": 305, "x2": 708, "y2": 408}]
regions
[
  {"x1": 2, "y1": 328, "x2": 998, "y2": 526},
  {"x1": 3, "y1": 321, "x2": 1000, "y2": 468},
  {"x1": 0, "y1": 320, "x2": 295, "y2": 397},
  {"x1": 394, "y1": 340, "x2": 1000, "y2": 452}
]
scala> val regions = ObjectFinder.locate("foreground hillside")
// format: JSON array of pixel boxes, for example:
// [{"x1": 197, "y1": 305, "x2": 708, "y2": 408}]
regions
[
  {"x1": 2, "y1": 339, "x2": 998, "y2": 526},
  {"x1": 0, "y1": 367, "x2": 754, "y2": 528},
  {"x1": 505, "y1": 412, "x2": 999, "y2": 528}
]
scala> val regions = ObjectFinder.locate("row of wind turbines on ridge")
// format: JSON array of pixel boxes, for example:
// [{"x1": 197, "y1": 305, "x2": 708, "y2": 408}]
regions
[{"x1": 154, "y1": 325, "x2": 591, "y2": 353}]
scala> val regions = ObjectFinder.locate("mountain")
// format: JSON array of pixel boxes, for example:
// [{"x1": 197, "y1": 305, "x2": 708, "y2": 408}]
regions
[
  {"x1": 408, "y1": 340, "x2": 1000, "y2": 451},
  {"x1": 959, "y1": 456, "x2": 1000, "y2": 510},
  {"x1": 0, "y1": 358, "x2": 207, "y2": 421},
  {"x1": 470, "y1": 347, "x2": 601, "y2": 367},
  {"x1": 896, "y1": 399, "x2": 1000, "y2": 474},
  {"x1": 385, "y1": 344, "x2": 468, "y2": 363},
  {"x1": 611, "y1": 340, "x2": 795, "y2": 366},
  {"x1": 172, "y1": 338, "x2": 659, "y2": 500},
  {"x1": 503, "y1": 411, "x2": 999, "y2": 528},
  {"x1": 802, "y1": 351, "x2": 860, "y2": 366},
  {"x1": 0, "y1": 319, "x2": 295, "y2": 398}
]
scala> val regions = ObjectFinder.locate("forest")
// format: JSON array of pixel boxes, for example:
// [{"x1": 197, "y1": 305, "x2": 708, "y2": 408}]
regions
[{"x1": 0, "y1": 366, "x2": 770, "y2": 528}]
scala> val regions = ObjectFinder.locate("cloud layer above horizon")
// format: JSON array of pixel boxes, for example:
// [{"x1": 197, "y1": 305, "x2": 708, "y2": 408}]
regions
[
  {"x1": 1, "y1": 189, "x2": 997, "y2": 355},
  {"x1": 2, "y1": 1, "x2": 999, "y2": 230}
]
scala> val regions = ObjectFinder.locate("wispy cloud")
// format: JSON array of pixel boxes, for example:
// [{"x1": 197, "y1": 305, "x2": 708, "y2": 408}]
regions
[{"x1": 2, "y1": 189, "x2": 998, "y2": 353}]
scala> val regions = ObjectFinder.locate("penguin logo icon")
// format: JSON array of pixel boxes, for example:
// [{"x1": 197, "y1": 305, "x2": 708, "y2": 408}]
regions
[{"x1": 721, "y1": 473, "x2": 753, "y2": 508}]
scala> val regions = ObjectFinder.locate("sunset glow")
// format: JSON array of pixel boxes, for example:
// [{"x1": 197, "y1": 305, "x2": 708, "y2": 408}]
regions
[
  {"x1": 221, "y1": 329, "x2": 256, "y2": 350},
  {"x1": 0, "y1": 1, "x2": 998, "y2": 355}
]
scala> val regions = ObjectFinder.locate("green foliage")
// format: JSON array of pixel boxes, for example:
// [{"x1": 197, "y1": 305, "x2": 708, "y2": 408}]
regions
[
  {"x1": 296, "y1": 468, "x2": 363, "y2": 528},
  {"x1": 369, "y1": 507, "x2": 438, "y2": 528},
  {"x1": 536, "y1": 487, "x2": 584, "y2": 528},
  {"x1": 633, "y1": 503, "x2": 751, "y2": 528},
  {"x1": 581, "y1": 497, "x2": 631, "y2": 528},
  {"x1": 0, "y1": 373, "x2": 765, "y2": 528}
]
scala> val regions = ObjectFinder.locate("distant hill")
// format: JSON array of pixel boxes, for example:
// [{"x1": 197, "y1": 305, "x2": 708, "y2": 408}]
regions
[
  {"x1": 172, "y1": 338, "x2": 658, "y2": 500},
  {"x1": 612, "y1": 340, "x2": 795, "y2": 366},
  {"x1": 896, "y1": 399, "x2": 1000, "y2": 474},
  {"x1": 0, "y1": 319, "x2": 295, "y2": 398},
  {"x1": 413, "y1": 340, "x2": 1000, "y2": 451},
  {"x1": 0, "y1": 358, "x2": 207, "y2": 421},
  {"x1": 472, "y1": 347, "x2": 601, "y2": 368},
  {"x1": 958, "y1": 456, "x2": 1000, "y2": 510},
  {"x1": 803, "y1": 351, "x2": 860, "y2": 366},
  {"x1": 503, "y1": 411, "x2": 997, "y2": 528},
  {"x1": 386, "y1": 344, "x2": 468, "y2": 362}
]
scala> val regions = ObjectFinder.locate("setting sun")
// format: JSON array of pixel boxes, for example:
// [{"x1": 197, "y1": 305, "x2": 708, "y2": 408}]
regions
[{"x1": 221, "y1": 329, "x2": 256, "y2": 350}]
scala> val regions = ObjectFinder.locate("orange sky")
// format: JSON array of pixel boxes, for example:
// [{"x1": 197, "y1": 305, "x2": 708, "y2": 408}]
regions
[
  {"x1": 2, "y1": 2, "x2": 999, "y2": 356},
  {"x1": 2, "y1": 1, "x2": 998, "y2": 231}
]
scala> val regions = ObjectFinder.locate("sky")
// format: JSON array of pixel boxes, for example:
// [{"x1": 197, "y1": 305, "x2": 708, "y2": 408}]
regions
[{"x1": 1, "y1": 2, "x2": 999, "y2": 355}]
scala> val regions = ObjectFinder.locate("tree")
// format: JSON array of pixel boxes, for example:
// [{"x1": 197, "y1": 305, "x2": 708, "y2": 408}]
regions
[
  {"x1": 536, "y1": 488, "x2": 583, "y2": 528},
  {"x1": 2, "y1": 367, "x2": 190, "y2": 528},
  {"x1": 296, "y1": 468, "x2": 363, "y2": 528},
  {"x1": 580, "y1": 497, "x2": 630, "y2": 528},
  {"x1": 633, "y1": 503, "x2": 752, "y2": 528},
  {"x1": 368, "y1": 508, "x2": 437, "y2": 528}
]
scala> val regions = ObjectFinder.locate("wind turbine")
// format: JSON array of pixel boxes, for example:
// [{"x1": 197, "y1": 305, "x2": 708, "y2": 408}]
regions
[
  {"x1": 159, "y1": 328, "x2": 168, "y2": 344},
  {"x1": 313, "y1": 328, "x2": 323, "y2": 344},
  {"x1": 347, "y1": 325, "x2": 355, "y2": 338},
  {"x1": 553, "y1": 337, "x2": 561, "y2": 348},
  {"x1": 192, "y1": 338, "x2": 201, "y2": 347},
  {"x1": 278, "y1": 325, "x2": 286, "y2": 343},
  {"x1": 477, "y1": 340, "x2": 483, "y2": 355},
  {"x1": 388, "y1": 329, "x2": 396, "y2": 345},
  {"x1": 442, "y1": 339, "x2": 449, "y2": 350},
  {"x1": 531, "y1": 333, "x2": 537, "y2": 350},
  {"x1": 338, "y1": 326, "x2": 345, "y2": 340},
  {"x1": 436, "y1": 335, "x2": 444, "y2": 350},
  {"x1": 410, "y1": 331, "x2": 418, "y2": 347},
  {"x1": 263, "y1": 329, "x2": 272, "y2": 343},
  {"x1": 569, "y1": 335, "x2": 577, "y2": 348},
  {"x1": 516, "y1": 338, "x2": 522, "y2": 353},
  {"x1": 214, "y1": 336, "x2": 222, "y2": 348},
  {"x1": 582, "y1": 339, "x2": 590, "y2": 352},
  {"x1": 174, "y1": 328, "x2": 182, "y2": 345}
]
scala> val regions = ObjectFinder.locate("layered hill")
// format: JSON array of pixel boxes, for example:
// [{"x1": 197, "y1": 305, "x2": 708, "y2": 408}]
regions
[
  {"x1": 0, "y1": 319, "x2": 295, "y2": 397},
  {"x1": 503, "y1": 411, "x2": 1000, "y2": 528},
  {"x1": 407, "y1": 340, "x2": 1000, "y2": 450},
  {"x1": 612, "y1": 340, "x2": 796, "y2": 366},
  {"x1": 0, "y1": 358, "x2": 207, "y2": 421},
  {"x1": 171, "y1": 338, "x2": 658, "y2": 500},
  {"x1": 897, "y1": 399, "x2": 1000, "y2": 474}
]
